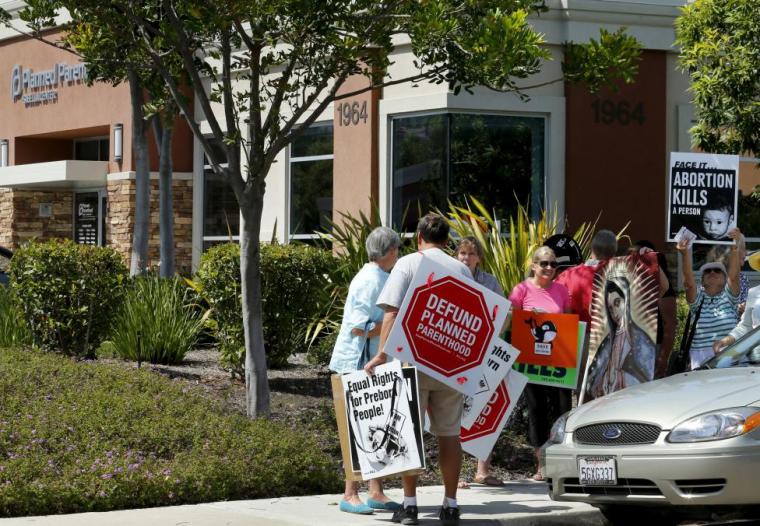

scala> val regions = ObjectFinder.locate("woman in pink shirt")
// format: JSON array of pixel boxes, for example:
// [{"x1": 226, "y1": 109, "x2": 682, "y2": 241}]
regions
[{"x1": 508, "y1": 246, "x2": 571, "y2": 480}]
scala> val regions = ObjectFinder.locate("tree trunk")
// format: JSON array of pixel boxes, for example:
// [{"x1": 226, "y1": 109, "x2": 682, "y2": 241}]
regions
[
  {"x1": 152, "y1": 114, "x2": 175, "y2": 277},
  {"x1": 240, "y1": 190, "x2": 270, "y2": 418},
  {"x1": 127, "y1": 69, "x2": 150, "y2": 276}
]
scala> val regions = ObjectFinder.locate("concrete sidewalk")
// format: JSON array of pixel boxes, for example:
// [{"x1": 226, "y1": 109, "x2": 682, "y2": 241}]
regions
[{"x1": 0, "y1": 482, "x2": 604, "y2": 526}]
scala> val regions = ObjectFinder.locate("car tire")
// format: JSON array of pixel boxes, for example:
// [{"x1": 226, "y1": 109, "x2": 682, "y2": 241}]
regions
[{"x1": 597, "y1": 505, "x2": 679, "y2": 526}]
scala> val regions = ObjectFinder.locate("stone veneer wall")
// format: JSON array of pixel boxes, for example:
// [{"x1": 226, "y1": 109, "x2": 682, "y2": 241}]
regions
[
  {"x1": 0, "y1": 189, "x2": 12, "y2": 247},
  {"x1": 0, "y1": 188, "x2": 73, "y2": 248},
  {"x1": 107, "y1": 177, "x2": 193, "y2": 275}
]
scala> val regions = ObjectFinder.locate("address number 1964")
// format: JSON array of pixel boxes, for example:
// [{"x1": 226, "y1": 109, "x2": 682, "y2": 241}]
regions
[{"x1": 336, "y1": 100, "x2": 368, "y2": 126}]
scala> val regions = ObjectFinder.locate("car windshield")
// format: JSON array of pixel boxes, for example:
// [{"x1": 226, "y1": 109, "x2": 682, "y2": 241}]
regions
[{"x1": 700, "y1": 324, "x2": 760, "y2": 369}]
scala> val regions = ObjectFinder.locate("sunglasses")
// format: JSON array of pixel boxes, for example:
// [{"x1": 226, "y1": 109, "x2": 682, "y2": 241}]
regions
[
  {"x1": 702, "y1": 268, "x2": 724, "y2": 275},
  {"x1": 536, "y1": 260, "x2": 559, "y2": 269}
]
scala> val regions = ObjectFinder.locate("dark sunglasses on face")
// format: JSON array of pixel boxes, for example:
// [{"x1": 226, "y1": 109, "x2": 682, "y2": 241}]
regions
[
  {"x1": 702, "y1": 268, "x2": 724, "y2": 275},
  {"x1": 537, "y1": 260, "x2": 559, "y2": 269}
]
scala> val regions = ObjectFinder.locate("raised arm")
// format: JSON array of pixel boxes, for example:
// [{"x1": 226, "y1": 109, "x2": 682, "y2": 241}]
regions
[
  {"x1": 676, "y1": 239, "x2": 696, "y2": 304},
  {"x1": 725, "y1": 228, "x2": 745, "y2": 296}
]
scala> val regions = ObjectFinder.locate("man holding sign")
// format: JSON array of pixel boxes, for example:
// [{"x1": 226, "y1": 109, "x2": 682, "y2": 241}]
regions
[{"x1": 365, "y1": 213, "x2": 471, "y2": 526}]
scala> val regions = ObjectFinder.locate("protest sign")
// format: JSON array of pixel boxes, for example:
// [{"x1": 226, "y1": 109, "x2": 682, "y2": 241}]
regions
[
  {"x1": 384, "y1": 257, "x2": 510, "y2": 396},
  {"x1": 341, "y1": 361, "x2": 424, "y2": 480},
  {"x1": 461, "y1": 371, "x2": 529, "y2": 461},
  {"x1": 580, "y1": 253, "x2": 660, "y2": 403},
  {"x1": 510, "y1": 311, "x2": 581, "y2": 389},
  {"x1": 668, "y1": 152, "x2": 739, "y2": 245},
  {"x1": 461, "y1": 336, "x2": 519, "y2": 429}
]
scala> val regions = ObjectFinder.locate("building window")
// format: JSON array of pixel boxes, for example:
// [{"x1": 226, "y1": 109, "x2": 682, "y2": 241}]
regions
[
  {"x1": 202, "y1": 139, "x2": 239, "y2": 251},
  {"x1": 74, "y1": 137, "x2": 110, "y2": 161},
  {"x1": 391, "y1": 113, "x2": 545, "y2": 232},
  {"x1": 289, "y1": 123, "x2": 333, "y2": 239}
]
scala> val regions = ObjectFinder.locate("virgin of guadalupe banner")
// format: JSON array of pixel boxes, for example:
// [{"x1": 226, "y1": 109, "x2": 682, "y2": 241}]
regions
[
  {"x1": 580, "y1": 253, "x2": 660, "y2": 403},
  {"x1": 510, "y1": 311, "x2": 580, "y2": 389},
  {"x1": 667, "y1": 152, "x2": 739, "y2": 245},
  {"x1": 341, "y1": 361, "x2": 424, "y2": 480}
]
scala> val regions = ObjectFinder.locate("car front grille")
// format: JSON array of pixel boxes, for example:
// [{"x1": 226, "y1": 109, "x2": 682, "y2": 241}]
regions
[
  {"x1": 675, "y1": 478, "x2": 726, "y2": 495},
  {"x1": 574, "y1": 422, "x2": 661, "y2": 445},
  {"x1": 562, "y1": 478, "x2": 663, "y2": 497}
]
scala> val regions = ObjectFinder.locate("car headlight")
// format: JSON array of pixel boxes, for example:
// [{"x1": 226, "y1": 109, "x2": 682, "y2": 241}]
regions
[
  {"x1": 548, "y1": 411, "x2": 571, "y2": 444},
  {"x1": 667, "y1": 407, "x2": 760, "y2": 443}
]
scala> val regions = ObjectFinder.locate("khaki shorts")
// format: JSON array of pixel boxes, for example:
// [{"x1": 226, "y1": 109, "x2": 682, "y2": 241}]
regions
[{"x1": 418, "y1": 373, "x2": 464, "y2": 437}]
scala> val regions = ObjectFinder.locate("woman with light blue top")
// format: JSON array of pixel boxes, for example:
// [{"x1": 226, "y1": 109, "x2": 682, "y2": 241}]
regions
[{"x1": 329, "y1": 226, "x2": 402, "y2": 515}]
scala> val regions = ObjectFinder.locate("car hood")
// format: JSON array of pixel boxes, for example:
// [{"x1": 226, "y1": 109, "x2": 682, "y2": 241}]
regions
[{"x1": 568, "y1": 368, "x2": 760, "y2": 431}]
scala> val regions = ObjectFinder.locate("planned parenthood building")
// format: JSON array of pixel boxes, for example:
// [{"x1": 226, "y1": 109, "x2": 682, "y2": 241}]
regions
[{"x1": 2, "y1": 0, "x2": 759, "y2": 273}]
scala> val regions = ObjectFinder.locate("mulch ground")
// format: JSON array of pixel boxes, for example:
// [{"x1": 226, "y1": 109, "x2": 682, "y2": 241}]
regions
[{"x1": 133, "y1": 348, "x2": 536, "y2": 488}]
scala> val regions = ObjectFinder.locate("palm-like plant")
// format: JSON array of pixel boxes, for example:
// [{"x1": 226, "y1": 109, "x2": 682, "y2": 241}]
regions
[{"x1": 442, "y1": 197, "x2": 599, "y2": 295}]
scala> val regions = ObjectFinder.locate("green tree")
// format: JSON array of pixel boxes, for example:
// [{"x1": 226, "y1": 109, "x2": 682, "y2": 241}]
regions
[
  {"x1": 676, "y1": 0, "x2": 760, "y2": 157},
  {"x1": 7, "y1": 0, "x2": 640, "y2": 418}
]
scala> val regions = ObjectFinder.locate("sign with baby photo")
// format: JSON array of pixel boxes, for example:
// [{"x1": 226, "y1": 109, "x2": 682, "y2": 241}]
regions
[{"x1": 667, "y1": 152, "x2": 739, "y2": 245}]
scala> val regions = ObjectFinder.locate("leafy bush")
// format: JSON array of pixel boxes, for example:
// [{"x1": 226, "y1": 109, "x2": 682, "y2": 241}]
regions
[
  {"x1": 0, "y1": 286, "x2": 31, "y2": 348},
  {"x1": 103, "y1": 275, "x2": 204, "y2": 365},
  {"x1": 195, "y1": 242, "x2": 336, "y2": 374},
  {"x1": 0, "y1": 347, "x2": 340, "y2": 517},
  {"x1": 306, "y1": 330, "x2": 338, "y2": 367},
  {"x1": 261, "y1": 243, "x2": 336, "y2": 368},
  {"x1": 192, "y1": 243, "x2": 244, "y2": 375},
  {"x1": 10, "y1": 240, "x2": 128, "y2": 358}
]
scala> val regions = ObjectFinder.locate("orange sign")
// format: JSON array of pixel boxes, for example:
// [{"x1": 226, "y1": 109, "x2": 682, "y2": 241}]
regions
[{"x1": 511, "y1": 310, "x2": 579, "y2": 368}]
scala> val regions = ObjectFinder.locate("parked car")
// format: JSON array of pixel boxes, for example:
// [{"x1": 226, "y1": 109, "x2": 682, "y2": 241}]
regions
[
  {"x1": 0, "y1": 246, "x2": 11, "y2": 287},
  {"x1": 545, "y1": 326, "x2": 760, "y2": 525}
]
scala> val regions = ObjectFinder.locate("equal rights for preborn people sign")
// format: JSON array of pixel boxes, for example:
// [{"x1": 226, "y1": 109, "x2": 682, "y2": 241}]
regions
[
  {"x1": 668, "y1": 152, "x2": 739, "y2": 245},
  {"x1": 342, "y1": 361, "x2": 424, "y2": 480},
  {"x1": 384, "y1": 257, "x2": 510, "y2": 396}
]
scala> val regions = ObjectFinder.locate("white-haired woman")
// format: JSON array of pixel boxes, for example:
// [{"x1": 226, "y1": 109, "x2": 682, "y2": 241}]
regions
[
  {"x1": 329, "y1": 226, "x2": 401, "y2": 515},
  {"x1": 508, "y1": 246, "x2": 571, "y2": 481}
]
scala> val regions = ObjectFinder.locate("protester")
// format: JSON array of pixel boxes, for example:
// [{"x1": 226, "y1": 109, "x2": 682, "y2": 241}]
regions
[
  {"x1": 676, "y1": 228, "x2": 744, "y2": 369},
  {"x1": 707, "y1": 245, "x2": 750, "y2": 316},
  {"x1": 454, "y1": 236, "x2": 504, "y2": 488},
  {"x1": 555, "y1": 230, "x2": 617, "y2": 392},
  {"x1": 365, "y1": 213, "x2": 472, "y2": 526},
  {"x1": 712, "y1": 249, "x2": 760, "y2": 353},
  {"x1": 508, "y1": 246, "x2": 570, "y2": 481},
  {"x1": 629, "y1": 240, "x2": 676, "y2": 378},
  {"x1": 328, "y1": 226, "x2": 401, "y2": 515}
]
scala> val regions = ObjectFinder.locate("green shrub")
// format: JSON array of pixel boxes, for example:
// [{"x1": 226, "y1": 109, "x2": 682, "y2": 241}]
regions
[
  {"x1": 0, "y1": 286, "x2": 31, "y2": 348},
  {"x1": 195, "y1": 242, "x2": 336, "y2": 373},
  {"x1": 261, "y1": 243, "x2": 336, "y2": 368},
  {"x1": 306, "y1": 330, "x2": 338, "y2": 367},
  {"x1": 9, "y1": 240, "x2": 128, "y2": 358},
  {"x1": 103, "y1": 275, "x2": 204, "y2": 365},
  {"x1": 0, "y1": 347, "x2": 341, "y2": 517}
]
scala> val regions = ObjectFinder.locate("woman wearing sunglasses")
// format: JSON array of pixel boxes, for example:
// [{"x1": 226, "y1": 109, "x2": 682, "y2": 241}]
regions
[
  {"x1": 508, "y1": 246, "x2": 570, "y2": 481},
  {"x1": 676, "y1": 227, "x2": 744, "y2": 369}
]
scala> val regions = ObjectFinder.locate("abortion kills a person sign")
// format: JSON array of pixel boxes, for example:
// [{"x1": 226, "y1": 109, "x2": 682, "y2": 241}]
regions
[
  {"x1": 668, "y1": 152, "x2": 739, "y2": 245},
  {"x1": 342, "y1": 361, "x2": 424, "y2": 480},
  {"x1": 385, "y1": 257, "x2": 510, "y2": 396}
]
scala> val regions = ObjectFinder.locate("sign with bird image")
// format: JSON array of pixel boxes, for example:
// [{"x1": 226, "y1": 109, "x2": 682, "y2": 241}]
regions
[{"x1": 511, "y1": 310, "x2": 582, "y2": 389}]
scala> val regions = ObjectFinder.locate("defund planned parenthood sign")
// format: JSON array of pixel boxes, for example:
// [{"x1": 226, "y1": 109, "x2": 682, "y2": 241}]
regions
[{"x1": 385, "y1": 257, "x2": 510, "y2": 396}]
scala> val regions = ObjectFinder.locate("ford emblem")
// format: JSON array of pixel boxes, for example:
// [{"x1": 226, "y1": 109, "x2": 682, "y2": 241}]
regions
[{"x1": 603, "y1": 427, "x2": 622, "y2": 440}]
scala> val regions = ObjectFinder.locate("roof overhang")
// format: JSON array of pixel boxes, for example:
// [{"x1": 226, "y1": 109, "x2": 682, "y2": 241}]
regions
[{"x1": 0, "y1": 160, "x2": 108, "y2": 190}]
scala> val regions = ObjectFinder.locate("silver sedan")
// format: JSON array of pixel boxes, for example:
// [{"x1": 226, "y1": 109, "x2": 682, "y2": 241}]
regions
[{"x1": 545, "y1": 326, "x2": 760, "y2": 525}]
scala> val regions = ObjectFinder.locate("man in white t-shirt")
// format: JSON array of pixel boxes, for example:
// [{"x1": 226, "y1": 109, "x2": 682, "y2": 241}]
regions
[{"x1": 365, "y1": 213, "x2": 472, "y2": 526}]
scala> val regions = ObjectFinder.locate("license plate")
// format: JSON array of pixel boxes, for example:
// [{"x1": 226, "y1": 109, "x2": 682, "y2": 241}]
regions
[{"x1": 578, "y1": 456, "x2": 617, "y2": 486}]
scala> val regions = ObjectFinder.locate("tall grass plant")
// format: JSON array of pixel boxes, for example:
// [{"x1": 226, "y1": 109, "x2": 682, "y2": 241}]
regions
[
  {"x1": 104, "y1": 275, "x2": 204, "y2": 365},
  {"x1": 0, "y1": 287, "x2": 31, "y2": 348}
]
